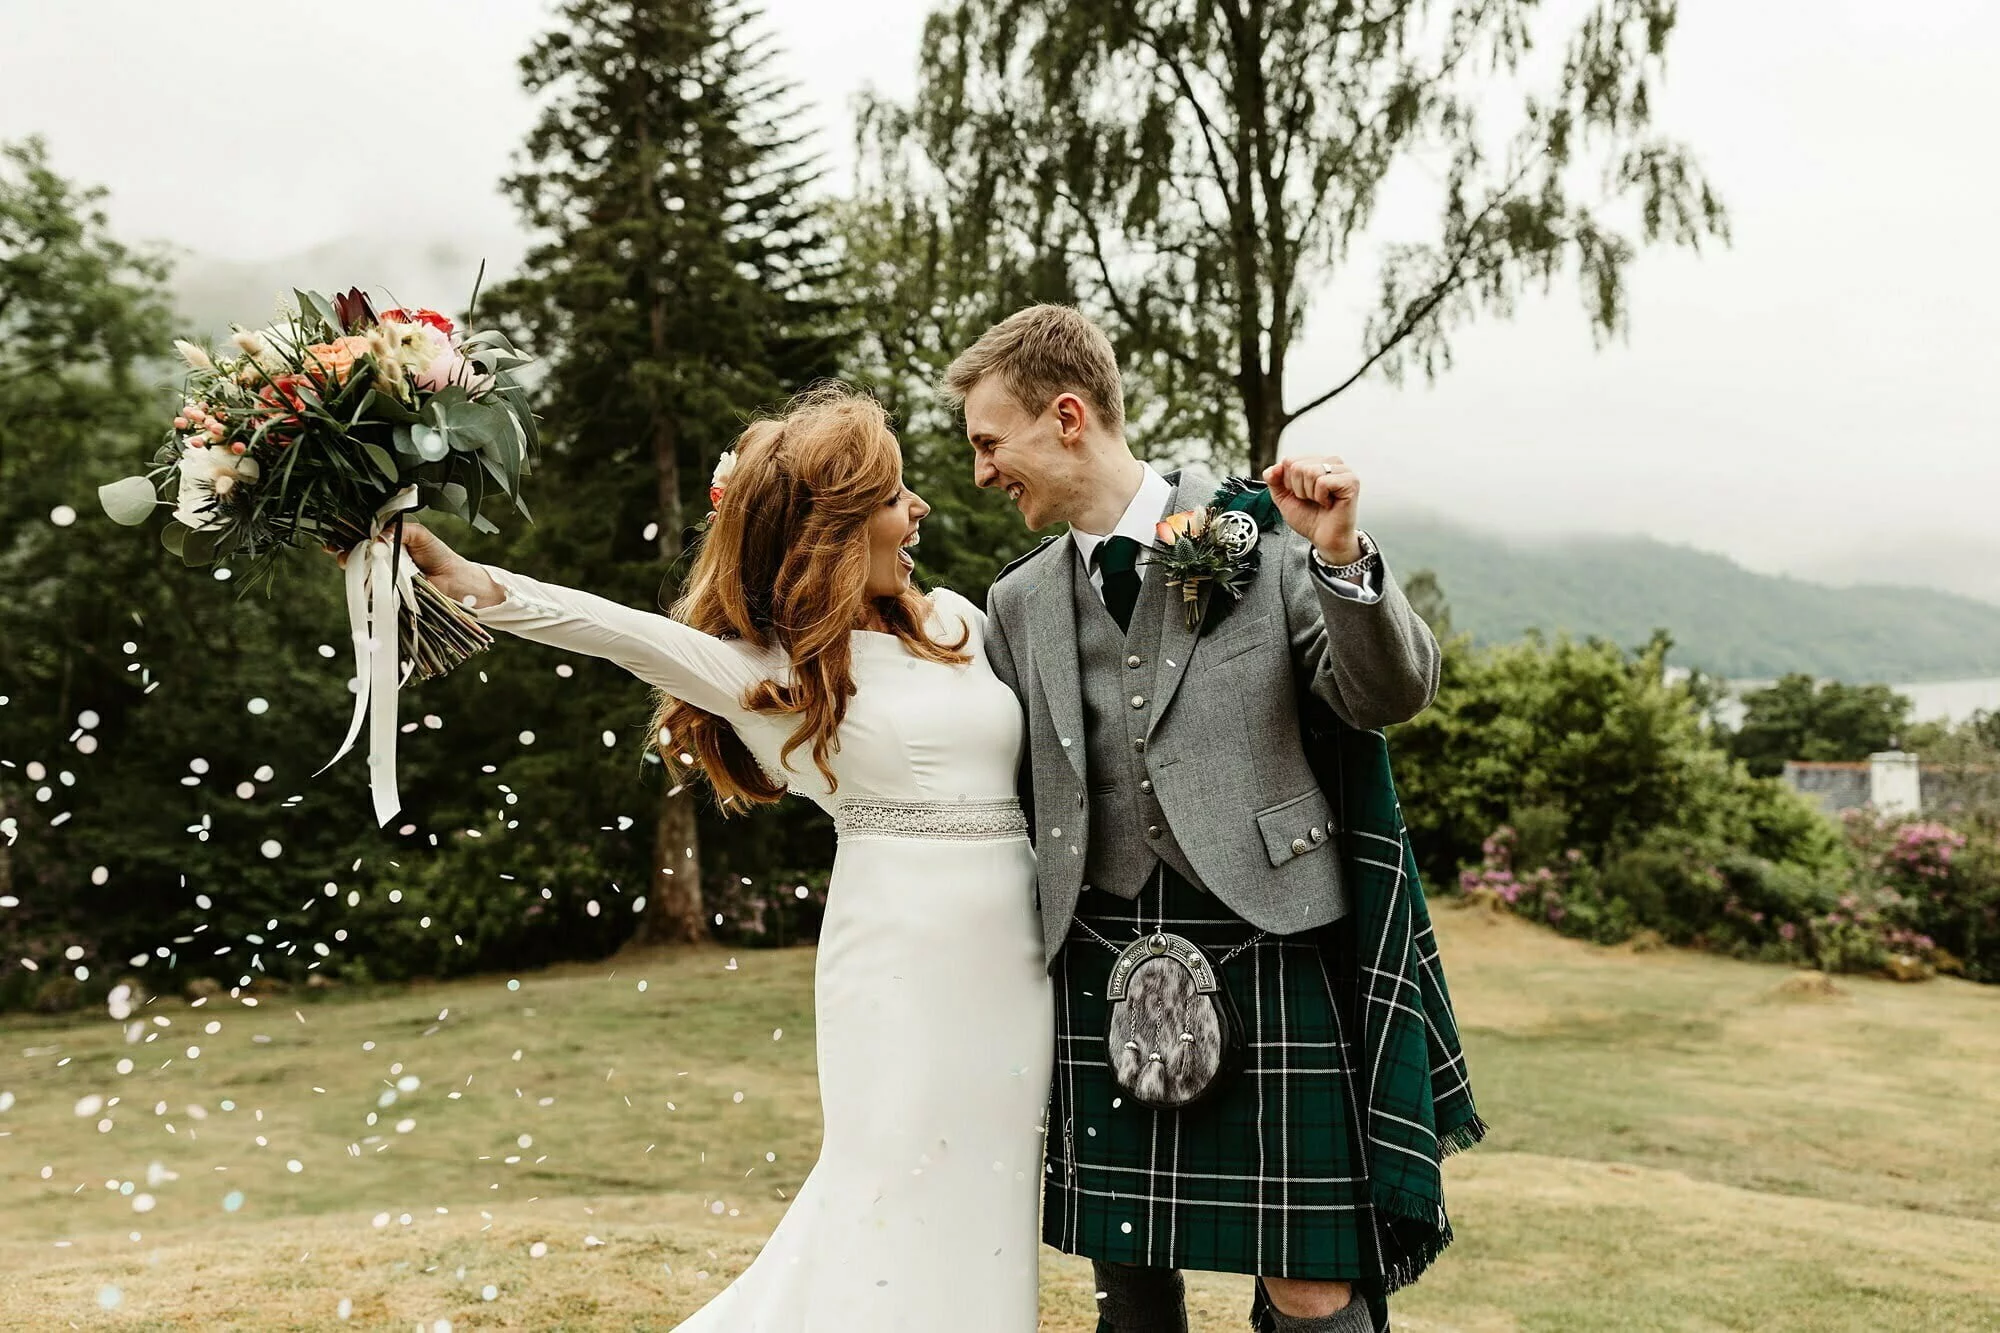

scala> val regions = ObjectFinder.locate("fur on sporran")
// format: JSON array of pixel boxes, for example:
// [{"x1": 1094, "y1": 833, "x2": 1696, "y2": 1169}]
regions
[{"x1": 1106, "y1": 953, "x2": 1245, "y2": 1110}]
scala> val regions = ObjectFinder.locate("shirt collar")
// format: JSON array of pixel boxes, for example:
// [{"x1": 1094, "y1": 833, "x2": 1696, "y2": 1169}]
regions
[{"x1": 1071, "y1": 463, "x2": 1174, "y2": 567}]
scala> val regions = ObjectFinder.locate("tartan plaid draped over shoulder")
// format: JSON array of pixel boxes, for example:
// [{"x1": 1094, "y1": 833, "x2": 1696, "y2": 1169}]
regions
[{"x1": 1320, "y1": 705, "x2": 1486, "y2": 1290}]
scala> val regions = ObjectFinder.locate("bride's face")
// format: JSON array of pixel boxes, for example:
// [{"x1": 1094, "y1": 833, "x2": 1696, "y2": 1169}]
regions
[{"x1": 864, "y1": 473, "x2": 930, "y2": 600}]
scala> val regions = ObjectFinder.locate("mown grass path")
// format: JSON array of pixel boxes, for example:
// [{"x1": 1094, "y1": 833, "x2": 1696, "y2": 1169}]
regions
[{"x1": 3, "y1": 907, "x2": 1996, "y2": 1330}]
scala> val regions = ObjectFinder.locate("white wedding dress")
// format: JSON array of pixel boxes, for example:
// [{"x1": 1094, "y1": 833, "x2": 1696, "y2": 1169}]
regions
[{"x1": 473, "y1": 571, "x2": 1053, "y2": 1331}]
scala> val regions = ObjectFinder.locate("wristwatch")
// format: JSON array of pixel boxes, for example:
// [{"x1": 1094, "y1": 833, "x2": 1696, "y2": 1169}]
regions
[{"x1": 1311, "y1": 530, "x2": 1378, "y2": 581}]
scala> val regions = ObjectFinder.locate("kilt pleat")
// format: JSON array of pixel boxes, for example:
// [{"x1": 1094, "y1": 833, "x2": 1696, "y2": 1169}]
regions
[{"x1": 1043, "y1": 867, "x2": 1380, "y2": 1280}]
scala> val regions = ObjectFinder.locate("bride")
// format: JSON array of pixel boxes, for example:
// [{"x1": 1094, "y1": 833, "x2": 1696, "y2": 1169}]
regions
[{"x1": 397, "y1": 385, "x2": 1053, "y2": 1329}]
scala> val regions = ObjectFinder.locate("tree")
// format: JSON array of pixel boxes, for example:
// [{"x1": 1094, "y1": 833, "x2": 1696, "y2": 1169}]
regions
[
  {"x1": 1727, "y1": 674, "x2": 1913, "y2": 779},
  {"x1": 865, "y1": 0, "x2": 1727, "y2": 470},
  {"x1": 1391, "y1": 630, "x2": 1838, "y2": 892},
  {"x1": 484, "y1": 0, "x2": 847, "y2": 943},
  {"x1": 1401, "y1": 567, "x2": 1453, "y2": 639}
]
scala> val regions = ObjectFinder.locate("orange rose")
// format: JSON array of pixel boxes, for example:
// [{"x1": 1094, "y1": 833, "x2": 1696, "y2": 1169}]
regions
[
  {"x1": 301, "y1": 335, "x2": 372, "y2": 386},
  {"x1": 1155, "y1": 509, "x2": 1207, "y2": 544}
]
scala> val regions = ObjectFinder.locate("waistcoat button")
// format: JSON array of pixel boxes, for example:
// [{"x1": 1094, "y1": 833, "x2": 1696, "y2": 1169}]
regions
[
  {"x1": 1126, "y1": 655, "x2": 1143, "y2": 669},
  {"x1": 1139, "y1": 779, "x2": 1153, "y2": 794},
  {"x1": 1130, "y1": 695, "x2": 1146, "y2": 708},
  {"x1": 1132, "y1": 738, "x2": 1146, "y2": 753},
  {"x1": 1147, "y1": 825, "x2": 1163, "y2": 839}
]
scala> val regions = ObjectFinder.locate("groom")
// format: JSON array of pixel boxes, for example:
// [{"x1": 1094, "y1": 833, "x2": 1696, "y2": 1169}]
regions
[{"x1": 950, "y1": 306, "x2": 1452, "y2": 1332}]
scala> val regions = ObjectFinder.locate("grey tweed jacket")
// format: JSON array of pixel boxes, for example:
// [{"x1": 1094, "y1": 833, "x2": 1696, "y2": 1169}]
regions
[{"x1": 983, "y1": 468, "x2": 1442, "y2": 966}]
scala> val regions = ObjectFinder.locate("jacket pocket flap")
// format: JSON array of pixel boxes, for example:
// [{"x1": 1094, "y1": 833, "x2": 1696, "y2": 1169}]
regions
[{"x1": 1255, "y1": 789, "x2": 1337, "y2": 867}]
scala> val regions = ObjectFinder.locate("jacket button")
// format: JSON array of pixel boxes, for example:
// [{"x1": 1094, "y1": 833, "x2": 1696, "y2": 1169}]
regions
[
  {"x1": 1147, "y1": 826, "x2": 1162, "y2": 840},
  {"x1": 1130, "y1": 695, "x2": 1146, "y2": 708},
  {"x1": 1126, "y1": 655, "x2": 1143, "y2": 669},
  {"x1": 1139, "y1": 779, "x2": 1153, "y2": 794},
  {"x1": 1291, "y1": 838, "x2": 1310, "y2": 856},
  {"x1": 1310, "y1": 826, "x2": 1327, "y2": 843}
]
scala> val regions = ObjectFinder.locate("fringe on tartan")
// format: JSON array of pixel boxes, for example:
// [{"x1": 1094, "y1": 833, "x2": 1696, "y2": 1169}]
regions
[
  {"x1": 1378, "y1": 1211, "x2": 1456, "y2": 1296},
  {"x1": 1439, "y1": 1111, "x2": 1490, "y2": 1159}
]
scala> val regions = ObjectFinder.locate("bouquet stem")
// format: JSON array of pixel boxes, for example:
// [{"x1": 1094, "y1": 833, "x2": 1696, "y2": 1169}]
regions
[
  {"x1": 327, "y1": 516, "x2": 492, "y2": 684},
  {"x1": 404, "y1": 571, "x2": 493, "y2": 682}
]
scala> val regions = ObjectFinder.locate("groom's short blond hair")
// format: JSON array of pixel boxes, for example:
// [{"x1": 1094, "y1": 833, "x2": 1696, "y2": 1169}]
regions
[{"x1": 944, "y1": 304, "x2": 1125, "y2": 433}]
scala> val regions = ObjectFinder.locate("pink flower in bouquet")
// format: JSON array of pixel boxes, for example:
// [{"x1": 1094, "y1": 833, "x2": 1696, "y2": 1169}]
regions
[{"x1": 413, "y1": 345, "x2": 481, "y2": 394}]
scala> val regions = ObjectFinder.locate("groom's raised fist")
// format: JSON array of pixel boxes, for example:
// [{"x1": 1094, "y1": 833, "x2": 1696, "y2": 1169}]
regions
[{"x1": 1261, "y1": 456, "x2": 1363, "y2": 566}]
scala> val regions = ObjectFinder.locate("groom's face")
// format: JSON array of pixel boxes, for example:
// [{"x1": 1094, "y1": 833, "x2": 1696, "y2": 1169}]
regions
[{"x1": 964, "y1": 377, "x2": 1081, "y2": 531}]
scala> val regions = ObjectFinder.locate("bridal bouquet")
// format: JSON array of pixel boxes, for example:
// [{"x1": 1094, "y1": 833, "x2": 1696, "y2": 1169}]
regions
[{"x1": 98, "y1": 286, "x2": 537, "y2": 822}]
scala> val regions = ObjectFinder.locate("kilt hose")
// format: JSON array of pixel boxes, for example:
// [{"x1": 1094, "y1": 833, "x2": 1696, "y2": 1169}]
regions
[{"x1": 1044, "y1": 865, "x2": 1382, "y2": 1286}]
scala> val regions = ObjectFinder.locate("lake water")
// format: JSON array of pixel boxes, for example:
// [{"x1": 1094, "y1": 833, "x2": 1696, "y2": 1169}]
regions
[{"x1": 1709, "y1": 677, "x2": 2000, "y2": 731}]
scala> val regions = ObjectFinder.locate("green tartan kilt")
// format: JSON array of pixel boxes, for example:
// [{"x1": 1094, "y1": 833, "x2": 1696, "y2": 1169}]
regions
[{"x1": 1044, "y1": 866, "x2": 1380, "y2": 1280}]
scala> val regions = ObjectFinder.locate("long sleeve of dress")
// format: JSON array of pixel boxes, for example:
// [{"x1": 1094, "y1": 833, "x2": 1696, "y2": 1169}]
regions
[{"x1": 469, "y1": 565, "x2": 778, "y2": 722}]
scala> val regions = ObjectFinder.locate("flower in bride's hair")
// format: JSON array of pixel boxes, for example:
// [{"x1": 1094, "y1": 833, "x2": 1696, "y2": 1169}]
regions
[{"x1": 708, "y1": 450, "x2": 739, "y2": 510}]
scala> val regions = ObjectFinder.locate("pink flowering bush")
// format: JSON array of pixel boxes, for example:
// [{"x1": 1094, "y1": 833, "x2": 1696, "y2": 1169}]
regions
[
  {"x1": 1458, "y1": 808, "x2": 2000, "y2": 983},
  {"x1": 1842, "y1": 811, "x2": 2000, "y2": 981}
]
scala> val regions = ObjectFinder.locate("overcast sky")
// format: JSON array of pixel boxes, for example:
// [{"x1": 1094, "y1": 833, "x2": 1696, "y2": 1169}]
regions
[{"x1": 4, "y1": 0, "x2": 1995, "y2": 594}]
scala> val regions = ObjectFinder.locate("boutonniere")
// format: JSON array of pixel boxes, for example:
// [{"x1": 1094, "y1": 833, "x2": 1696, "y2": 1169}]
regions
[{"x1": 1145, "y1": 478, "x2": 1281, "y2": 632}]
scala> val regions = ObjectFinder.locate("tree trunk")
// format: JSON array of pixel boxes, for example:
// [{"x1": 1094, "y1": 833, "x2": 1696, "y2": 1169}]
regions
[
  {"x1": 647, "y1": 781, "x2": 706, "y2": 944},
  {"x1": 634, "y1": 283, "x2": 706, "y2": 946}
]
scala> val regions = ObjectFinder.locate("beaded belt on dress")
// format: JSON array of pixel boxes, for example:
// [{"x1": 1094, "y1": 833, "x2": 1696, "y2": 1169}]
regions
[{"x1": 835, "y1": 797, "x2": 1029, "y2": 842}]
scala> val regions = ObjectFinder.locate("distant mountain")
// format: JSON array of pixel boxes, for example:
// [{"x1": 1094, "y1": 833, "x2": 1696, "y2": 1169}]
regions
[
  {"x1": 1370, "y1": 513, "x2": 2000, "y2": 682},
  {"x1": 169, "y1": 235, "x2": 528, "y2": 338}
]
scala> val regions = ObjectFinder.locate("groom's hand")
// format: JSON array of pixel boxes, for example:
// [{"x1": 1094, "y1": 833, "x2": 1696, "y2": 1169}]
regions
[{"x1": 1261, "y1": 456, "x2": 1363, "y2": 565}]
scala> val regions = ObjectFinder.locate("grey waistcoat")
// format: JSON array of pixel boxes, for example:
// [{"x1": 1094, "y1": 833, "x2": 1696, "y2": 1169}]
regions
[{"x1": 1071, "y1": 548, "x2": 1205, "y2": 898}]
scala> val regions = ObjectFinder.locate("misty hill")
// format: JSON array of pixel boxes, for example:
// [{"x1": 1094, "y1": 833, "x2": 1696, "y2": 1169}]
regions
[
  {"x1": 1371, "y1": 514, "x2": 2000, "y2": 682},
  {"x1": 170, "y1": 235, "x2": 527, "y2": 339}
]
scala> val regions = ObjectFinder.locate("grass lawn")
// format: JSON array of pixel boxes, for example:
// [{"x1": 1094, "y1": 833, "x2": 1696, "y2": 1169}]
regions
[{"x1": 3, "y1": 903, "x2": 1997, "y2": 1330}]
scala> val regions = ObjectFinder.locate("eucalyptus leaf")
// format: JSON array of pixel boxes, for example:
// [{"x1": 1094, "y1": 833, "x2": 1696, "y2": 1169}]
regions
[
  {"x1": 98, "y1": 475, "x2": 159, "y2": 526},
  {"x1": 356, "y1": 389, "x2": 421, "y2": 425},
  {"x1": 471, "y1": 512, "x2": 500, "y2": 535},
  {"x1": 180, "y1": 525, "x2": 222, "y2": 567},
  {"x1": 410, "y1": 423, "x2": 450, "y2": 462},
  {"x1": 437, "y1": 483, "x2": 470, "y2": 519},
  {"x1": 160, "y1": 522, "x2": 189, "y2": 557}
]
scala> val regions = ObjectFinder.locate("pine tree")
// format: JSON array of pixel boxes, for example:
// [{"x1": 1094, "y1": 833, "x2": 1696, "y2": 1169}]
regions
[{"x1": 485, "y1": 0, "x2": 845, "y2": 944}]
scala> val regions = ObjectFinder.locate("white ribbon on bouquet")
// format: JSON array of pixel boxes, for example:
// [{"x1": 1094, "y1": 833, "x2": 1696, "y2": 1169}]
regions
[{"x1": 317, "y1": 486, "x2": 421, "y2": 826}]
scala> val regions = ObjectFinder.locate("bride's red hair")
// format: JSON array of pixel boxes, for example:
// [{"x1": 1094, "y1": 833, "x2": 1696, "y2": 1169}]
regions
[{"x1": 652, "y1": 384, "x2": 969, "y2": 808}]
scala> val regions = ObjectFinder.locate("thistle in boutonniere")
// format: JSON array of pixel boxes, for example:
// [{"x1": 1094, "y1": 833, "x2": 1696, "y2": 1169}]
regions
[{"x1": 1146, "y1": 478, "x2": 1281, "y2": 632}]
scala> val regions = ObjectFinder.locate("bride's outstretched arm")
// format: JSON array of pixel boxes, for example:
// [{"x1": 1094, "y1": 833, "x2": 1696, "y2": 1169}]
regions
[{"x1": 395, "y1": 522, "x2": 771, "y2": 722}]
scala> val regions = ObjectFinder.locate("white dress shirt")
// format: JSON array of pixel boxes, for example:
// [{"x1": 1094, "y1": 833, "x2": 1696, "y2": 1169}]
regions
[
  {"x1": 1070, "y1": 464, "x2": 1176, "y2": 598},
  {"x1": 1069, "y1": 463, "x2": 1382, "y2": 605}
]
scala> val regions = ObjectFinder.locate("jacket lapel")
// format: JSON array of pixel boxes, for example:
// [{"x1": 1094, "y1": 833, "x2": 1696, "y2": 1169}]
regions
[
  {"x1": 1145, "y1": 467, "x2": 1217, "y2": 737},
  {"x1": 1025, "y1": 536, "x2": 1089, "y2": 779}
]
